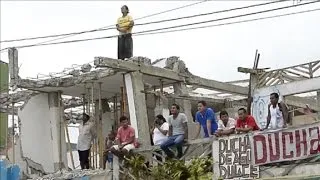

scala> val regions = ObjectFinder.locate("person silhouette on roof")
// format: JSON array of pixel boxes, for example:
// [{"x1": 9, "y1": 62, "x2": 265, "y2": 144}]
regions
[{"x1": 116, "y1": 5, "x2": 134, "y2": 60}]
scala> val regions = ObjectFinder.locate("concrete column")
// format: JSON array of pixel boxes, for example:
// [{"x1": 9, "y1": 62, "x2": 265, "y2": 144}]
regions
[
  {"x1": 124, "y1": 72, "x2": 151, "y2": 147},
  {"x1": 317, "y1": 90, "x2": 320, "y2": 121},
  {"x1": 173, "y1": 82, "x2": 195, "y2": 140},
  {"x1": 173, "y1": 83, "x2": 193, "y2": 122},
  {"x1": 8, "y1": 48, "x2": 19, "y2": 88},
  {"x1": 48, "y1": 92, "x2": 68, "y2": 171}
]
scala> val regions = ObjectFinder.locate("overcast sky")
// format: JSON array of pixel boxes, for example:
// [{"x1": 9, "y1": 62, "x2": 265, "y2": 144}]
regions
[
  {"x1": 1, "y1": 0, "x2": 320, "y2": 149},
  {"x1": 1, "y1": 0, "x2": 320, "y2": 82}
]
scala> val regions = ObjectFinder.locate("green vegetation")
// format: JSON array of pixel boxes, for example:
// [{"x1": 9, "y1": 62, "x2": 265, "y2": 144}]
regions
[{"x1": 122, "y1": 154, "x2": 213, "y2": 180}]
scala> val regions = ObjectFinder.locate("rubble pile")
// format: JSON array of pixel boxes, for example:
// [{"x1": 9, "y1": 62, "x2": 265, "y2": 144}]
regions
[{"x1": 30, "y1": 169, "x2": 111, "y2": 180}]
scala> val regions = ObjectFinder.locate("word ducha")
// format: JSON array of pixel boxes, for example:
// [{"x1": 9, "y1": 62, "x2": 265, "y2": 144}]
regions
[
  {"x1": 217, "y1": 135, "x2": 259, "y2": 179},
  {"x1": 250, "y1": 122, "x2": 320, "y2": 165}
]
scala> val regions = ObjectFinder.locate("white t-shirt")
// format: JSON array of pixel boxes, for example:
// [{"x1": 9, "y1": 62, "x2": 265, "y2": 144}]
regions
[
  {"x1": 153, "y1": 122, "x2": 169, "y2": 145},
  {"x1": 167, "y1": 113, "x2": 188, "y2": 136},
  {"x1": 77, "y1": 121, "x2": 94, "y2": 151},
  {"x1": 269, "y1": 103, "x2": 284, "y2": 129},
  {"x1": 217, "y1": 118, "x2": 236, "y2": 131}
]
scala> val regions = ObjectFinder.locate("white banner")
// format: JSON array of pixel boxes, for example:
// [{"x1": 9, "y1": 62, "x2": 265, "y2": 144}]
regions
[
  {"x1": 212, "y1": 134, "x2": 260, "y2": 179},
  {"x1": 249, "y1": 122, "x2": 320, "y2": 165}
]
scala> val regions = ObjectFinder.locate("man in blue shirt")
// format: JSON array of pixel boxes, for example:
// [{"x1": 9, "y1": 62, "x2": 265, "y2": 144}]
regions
[{"x1": 194, "y1": 100, "x2": 218, "y2": 138}]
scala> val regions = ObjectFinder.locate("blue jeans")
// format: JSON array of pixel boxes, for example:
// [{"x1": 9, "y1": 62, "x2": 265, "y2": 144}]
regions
[
  {"x1": 160, "y1": 134, "x2": 185, "y2": 158},
  {"x1": 103, "y1": 152, "x2": 113, "y2": 169},
  {"x1": 107, "y1": 152, "x2": 113, "y2": 163}
]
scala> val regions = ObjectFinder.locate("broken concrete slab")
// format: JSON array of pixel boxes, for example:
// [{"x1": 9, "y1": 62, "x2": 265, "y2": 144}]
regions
[
  {"x1": 18, "y1": 69, "x2": 116, "y2": 89},
  {"x1": 33, "y1": 169, "x2": 112, "y2": 180},
  {"x1": 7, "y1": 53, "x2": 318, "y2": 111},
  {"x1": 1, "y1": 91, "x2": 84, "y2": 110},
  {"x1": 94, "y1": 56, "x2": 249, "y2": 95},
  {"x1": 0, "y1": 90, "x2": 39, "y2": 106},
  {"x1": 94, "y1": 56, "x2": 185, "y2": 82},
  {"x1": 63, "y1": 98, "x2": 83, "y2": 109},
  {"x1": 80, "y1": 64, "x2": 92, "y2": 73},
  {"x1": 128, "y1": 56, "x2": 152, "y2": 65}
]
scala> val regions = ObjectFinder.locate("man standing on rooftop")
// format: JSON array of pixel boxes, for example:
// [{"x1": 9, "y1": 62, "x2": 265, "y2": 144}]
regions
[{"x1": 116, "y1": 5, "x2": 134, "y2": 60}]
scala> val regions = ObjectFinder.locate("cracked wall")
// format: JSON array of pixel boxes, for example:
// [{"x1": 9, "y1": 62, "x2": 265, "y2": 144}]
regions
[{"x1": 17, "y1": 93, "x2": 68, "y2": 174}]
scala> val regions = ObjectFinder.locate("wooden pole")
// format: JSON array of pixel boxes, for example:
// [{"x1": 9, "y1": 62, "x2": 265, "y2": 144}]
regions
[
  {"x1": 87, "y1": 88, "x2": 91, "y2": 115},
  {"x1": 159, "y1": 79, "x2": 163, "y2": 94},
  {"x1": 98, "y1": 82, "x2": 103, "y2": 168},
  {"x1": 11, "y1": 102, "x2": 15, "y2": 164},
  {"x1": 5, "y1": 104, "x2": 9, "y2": 158},
  {"x1": 122, "y1": 74, "x2": 127, "y2": 116},
  {"x1": 57, "y1": 91, "x2": 62, "y2": 170},
  {"x1": 83, "y1": 83, "x2": 92, "y2": 168},
  {"x1": 91, "y1": 83, "x2": 97, "y2": 169},
  {"x1": 247, "y1": 50, "x2": 260, "y2": 115},
  {"x1": 86, "y1": 86, "x2": 94, "y2": 168},
  {"x1": 159, "y1": 79, "x2": 164, "y2": 106},
  {"x1": 64, "y1": 120, "x2": 75, "y2": 169},
  {"x1": 82, "y1": 93, "x2": 86, "y2": 113},
  {"x1": 116, "y1": 96, "x2": 118, "y2": 128},
  {"x1": 91, "y1": 82, "x2": 95, "y2": 118},
  {"x1": 120, "y1": 87, "x2": 125, "y2": 116},
  {"x1": 113, "y1": 96, "x2": 118, "y2": 130},
  {"x1": 83, "y1": 82, "x2": 87, "y2": 113}
]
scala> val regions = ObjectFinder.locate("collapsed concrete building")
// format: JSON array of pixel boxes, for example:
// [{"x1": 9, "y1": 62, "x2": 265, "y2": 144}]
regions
[{"x1": 0, "y1": 47, "x2": 320, "y2": 179}]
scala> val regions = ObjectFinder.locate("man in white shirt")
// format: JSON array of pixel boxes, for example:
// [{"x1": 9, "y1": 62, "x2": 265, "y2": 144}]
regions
[
  {"x1": 151, "y1": 114, "x2": 169, "y2": 162},
  {"x1": 215, "y1": 110, "x2": 236, "y2": 137},
  {"x1": 262, "y1": 92, "x2": 288, "y2": 130},
  {"x1": 152, "y1": 114, "x2": 169, "y2": 146},
  {"x1": 77, "y1": 113, "x2": 95, "y2": 169}
]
